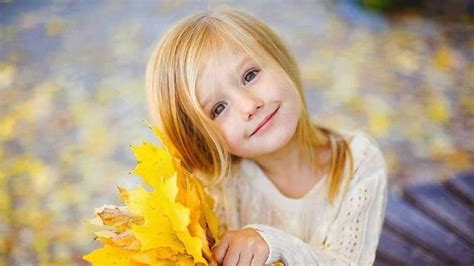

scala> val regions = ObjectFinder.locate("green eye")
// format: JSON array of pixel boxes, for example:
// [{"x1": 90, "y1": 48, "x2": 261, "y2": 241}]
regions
[
  {"x1": 243, "y1": 69, "x2": 259, "y2": 84},
  {"x1": 211, "y1": 102, "x2": 227, "y2": 119}
]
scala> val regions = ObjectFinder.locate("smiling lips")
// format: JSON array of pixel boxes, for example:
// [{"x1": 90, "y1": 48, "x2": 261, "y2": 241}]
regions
[{"x1": 249, "y1": 105, "x2": 280, "y2": 137}]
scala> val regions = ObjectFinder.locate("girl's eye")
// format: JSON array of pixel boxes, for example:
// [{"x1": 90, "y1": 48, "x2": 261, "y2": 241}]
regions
[
  {"x1": 211, "y1": 102, "x2": 227, "y2": 119},
  {"x1": 243, "y1": 69, "x2": 259, "y2": 84}
]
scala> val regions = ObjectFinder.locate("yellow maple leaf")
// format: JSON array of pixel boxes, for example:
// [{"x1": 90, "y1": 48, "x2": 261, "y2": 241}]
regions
[
  {"x1": 94, "y1": 230, "x2": 141, "y2": 251},
  {"x1": 83, "y1": 245, "x2": 138, "y2": 266},
  {"x1": 84, "y1": 121, "x2": 220, "y2": 265},
  {"x1": 127, "y1": 184, "x2": 186, "y2": 253},
  {"x1": 145, "y1": 122, "x2": 220, "y2": 250},
  {"x1": 178, "y1": 177, "x2": 213, "y2": 260},
  {"x1": 92, "y1": 204, "x2": 144, "y2": 232},
  {"x1": 146, "y1": 120, "x2": 180, "y2": 159},
  {"x1": 129, "y1": 141, "x2": 176, "y2": 190},
  {"x1": 192, "y1": 175, "x2": 220, "y2": 245},
  {"x1": 199, "y1": 188, "x2": 220, "y2": 240},
  {"x1": 117, "y1": 186, "x2": 129, "y2": 204},
  {"x1": 131, "y1": 248, "x2": 195, "y2": 265},
  {"x1": 157, "y1": 173, "x2": 207, "y2": 264}
]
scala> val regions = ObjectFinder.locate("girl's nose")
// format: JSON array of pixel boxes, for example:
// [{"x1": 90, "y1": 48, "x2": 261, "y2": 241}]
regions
[{"x1": 235, "y1": 90, "x2": 263, "y2": 121}]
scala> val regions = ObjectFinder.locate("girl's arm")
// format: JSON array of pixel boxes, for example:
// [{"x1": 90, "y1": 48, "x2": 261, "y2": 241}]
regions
[{"x1": 243, "y1": 142, "x2": 388, "y2": 265}]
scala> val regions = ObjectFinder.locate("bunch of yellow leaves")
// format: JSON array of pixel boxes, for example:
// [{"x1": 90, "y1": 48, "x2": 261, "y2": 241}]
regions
[{"x1": 83, "y1": 121, "x2": 220, "y2": 265}]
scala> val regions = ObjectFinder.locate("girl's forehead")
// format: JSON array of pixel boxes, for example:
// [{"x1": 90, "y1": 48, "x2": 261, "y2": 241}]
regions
[
  {"x1": 196, "y1": 48, "x2": 256, "y2": 103},
  {"x1": 205, "y1": 46, "x2": 253, "y2": 76}
]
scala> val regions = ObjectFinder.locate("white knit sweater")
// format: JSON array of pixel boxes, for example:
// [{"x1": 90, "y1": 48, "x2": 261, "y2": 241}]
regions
[{"x1": 207, "y1": 130, "x2": 388, "y2": 266}]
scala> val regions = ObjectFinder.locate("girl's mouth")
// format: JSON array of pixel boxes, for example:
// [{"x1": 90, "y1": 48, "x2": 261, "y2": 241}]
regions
[{"x1": 249, "y1": 105, "x2": 280, "y2": 137}]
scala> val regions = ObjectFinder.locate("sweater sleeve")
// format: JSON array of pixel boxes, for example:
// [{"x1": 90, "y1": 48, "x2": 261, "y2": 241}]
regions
[{"x1": 243, "y1": 135, "x2": 388, "y2": 265}]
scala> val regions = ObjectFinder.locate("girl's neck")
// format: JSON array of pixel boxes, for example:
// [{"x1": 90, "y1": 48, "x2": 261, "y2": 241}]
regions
[{"x1": 251, "y1": 134, "x2": 330, "y2": 185}]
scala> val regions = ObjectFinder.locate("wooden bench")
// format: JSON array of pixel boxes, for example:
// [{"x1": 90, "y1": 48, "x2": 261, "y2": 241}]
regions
[{"x1": 374, "y1": 170, "x2": 474, "y2": 265}]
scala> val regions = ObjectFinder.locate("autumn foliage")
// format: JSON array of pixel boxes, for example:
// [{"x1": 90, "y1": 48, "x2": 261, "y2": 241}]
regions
[{"x1": 82, "y1": 121, "x2": 220, "y2": 265}]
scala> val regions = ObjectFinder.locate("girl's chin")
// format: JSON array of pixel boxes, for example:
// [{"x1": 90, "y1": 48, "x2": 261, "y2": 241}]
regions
[{"x1": 244, "y1": 132, "x2": 294, "y2": 155}]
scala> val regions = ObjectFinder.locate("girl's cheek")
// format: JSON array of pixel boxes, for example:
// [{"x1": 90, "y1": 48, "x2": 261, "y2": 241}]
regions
[
  {"x1": 223, "y1": 129, "x2": 240, "y2": 148},
  {"x1": 221, "y1": 126, "x2": 247, "y2": 155}
]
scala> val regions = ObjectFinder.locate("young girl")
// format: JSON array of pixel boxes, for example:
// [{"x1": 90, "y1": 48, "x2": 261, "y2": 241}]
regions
[{"x1": 145, "y1": 5, "x2": 387, "y2": 266}]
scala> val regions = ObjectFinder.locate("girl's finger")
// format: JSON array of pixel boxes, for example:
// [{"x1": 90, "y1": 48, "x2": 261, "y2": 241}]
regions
[
  {"x1": 249, "y1": 251, "x2": 267, "y2": 266},
  {"x1": 237, "y1": 250, "x2": 253, "y2": 266},
  {"x1": 222, "y1": 244, "x2": 240, "y2": 266},
  {"x1": 213, "y1": 238, "x2": 230, "y2": 264}
]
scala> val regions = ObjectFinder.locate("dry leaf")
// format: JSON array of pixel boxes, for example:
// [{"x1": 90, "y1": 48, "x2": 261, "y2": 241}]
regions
[{"x1": 83, "y1": 122, "x2": 220, "y2": 265}]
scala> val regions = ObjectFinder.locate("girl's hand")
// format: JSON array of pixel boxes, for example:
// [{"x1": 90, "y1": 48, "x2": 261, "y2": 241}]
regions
[{"x1": 212, "y1": 228, "x2": 270, "y2": 266}]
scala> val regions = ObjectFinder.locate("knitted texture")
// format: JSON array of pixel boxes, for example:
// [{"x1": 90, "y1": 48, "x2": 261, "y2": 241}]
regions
[{"x1": 206, "y1": 130, "x2": 388, "y2": 265}]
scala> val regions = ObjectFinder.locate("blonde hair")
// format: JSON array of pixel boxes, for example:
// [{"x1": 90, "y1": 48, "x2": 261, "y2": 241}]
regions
[{"x1": 145, "y1": 5, "x2": 354, "y2": 204}]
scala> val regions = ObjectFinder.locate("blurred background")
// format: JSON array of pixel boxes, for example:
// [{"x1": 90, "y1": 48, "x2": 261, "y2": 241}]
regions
[{"x1": 0, "y1": 0, "x2": 473, "y2": 264}]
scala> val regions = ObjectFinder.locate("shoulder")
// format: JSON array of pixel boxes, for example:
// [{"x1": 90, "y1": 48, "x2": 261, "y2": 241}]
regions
[
  {"x1": 342, "y1": 129, "x2": 386, "y2": 170},
  {"x1": 340, "y1": 129, "x2": 381, "y2": 155},
  {"x1": 340, "y1": 129, "x2": 388, "y2": 188},
  {"x1": 329, "y1": 130, "x2": 388, "y2": 214}
]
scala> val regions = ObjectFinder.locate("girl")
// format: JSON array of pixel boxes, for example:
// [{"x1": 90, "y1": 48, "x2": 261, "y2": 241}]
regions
[{"x1": 145, "y1": 5, "x2": 387, "y2": 266}]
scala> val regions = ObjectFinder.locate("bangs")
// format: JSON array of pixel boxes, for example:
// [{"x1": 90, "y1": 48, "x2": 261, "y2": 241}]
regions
[
  {"x1": 146, "y1": 6, "x2": 337, "y2": 189},
  {"x1": 189, "y1": 22, "x2": 291, "y2": 117}
]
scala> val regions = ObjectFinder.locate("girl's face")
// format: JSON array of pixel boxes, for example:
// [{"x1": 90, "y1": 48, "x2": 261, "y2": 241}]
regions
[{"x1": 196, "y1": 46, "x2": 302, "y2": 158}]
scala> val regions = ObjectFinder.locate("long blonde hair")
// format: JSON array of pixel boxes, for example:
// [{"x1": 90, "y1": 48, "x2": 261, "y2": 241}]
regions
[{"x1": 145, "y1": 5, "x2": 354, "y2": 204}]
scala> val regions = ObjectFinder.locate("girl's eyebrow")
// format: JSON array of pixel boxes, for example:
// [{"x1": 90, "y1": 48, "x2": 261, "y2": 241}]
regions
[
  {"x1": 201, "y1": 92, "x2": 215, "y2": 110},
  {"x1": 200, "y1": 89, "x2": 217, "y2": 111},
  {"x1": 236, "y1": 56, "x2": 253, "y2": 73}
]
